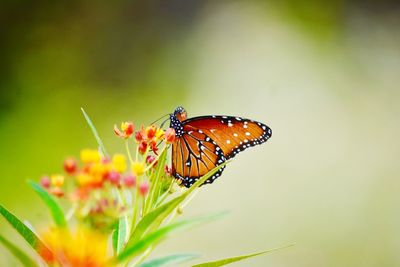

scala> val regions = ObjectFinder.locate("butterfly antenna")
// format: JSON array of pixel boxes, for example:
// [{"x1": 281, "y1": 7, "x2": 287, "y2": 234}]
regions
[
  {"x1": 160, "y1": 117, "x2": 170, "y2": 129},
  {"x1": 150, "y1": 113, "x2": 170, "y2": 126}
]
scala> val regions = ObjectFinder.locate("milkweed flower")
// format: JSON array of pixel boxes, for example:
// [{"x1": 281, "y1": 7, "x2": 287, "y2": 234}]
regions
[
  {"x1": 39, "y1": 226, "x2": 111, "y2": 267},
  {"x1": 114, "y1": 121, "x2": 134, "y2": 139},
  {"x1": 123, "y1": 175, "x2": 136, "y2": 187},
  {"x1": 132, "y1": 161, "x2": 145, "y2": 176},
  {"x1": 145, "y1": 125, "x2": 156, "y2": 139},
  {"x1": 80, "y1": 149, "x2": 101, "y2": 164},
  {"x1": 51, "y1": 175, "x2": 65, "y2": 187},
  {"x1": 112, "y1": 154, "x2": 127, "y2": 173},
  {"x1": 64, "y1": 158, "x2": 78, "y2": 175},
  {"x1": 165, "y1": 128, "x2": 176, "y2": 144},
  {"x1": 40, "y1": 176, "x2": 51, "y2": 188},
  {"x1": 139, "y1": 181, "x2": 149, "y2": 196}
]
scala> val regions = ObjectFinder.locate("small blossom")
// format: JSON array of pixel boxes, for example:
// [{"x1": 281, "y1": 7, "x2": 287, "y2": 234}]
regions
[
  {"x1": 112, "y1": 154, "x2": 127, "y2": 173},
  {"x1": 107, "y1": 171, "x2": 120, "y2": 185},
  {"x1": 40, "y1": 176, "x2": 51, "y2": 188},
  {"x1": 132, "y1": 161, "x2": 145, "y2": 176},
  {"x1": 114, "y1": 121, "x2": 134, "y2": 139},
  {"x1": 76, "y1": 173, "x2": 92, "y2": 187},
  {"x1": 135, "y1": 129, "x2": 145, "y2": 143},
  {"x1": 80, "y1": 149, "x2": 101, "y2": 164},
  {"x1": 165, "y1": 128, "x2": 176, "y2": 144},
  {"x1": 63, "y1": 158, "x2": 78, "y2": 175},
  {"x1": 146, "y1": 155, "x2": 157, "y2": 167},
  {"x1": 149, "y1": 140, "x2": 158, "y2": 155},
  {"x1": 51, "y1": 175, "x2": 65, "y2": 187},
  {"x1": 38, "y1": 227, "x2": 110, "y2": 266},
  {"x1": 50, "y1": 187, "x2": 64, "y2": 197},
  {"x1": 123, "y1": 175, "x2": 136, "y2": 187},
  {"x1": 138, "y1": 141, "x2": 148, "y2": 154},
  {"x1": 139, "y1": 181, "x2": 149, "y2": 196},
  {"x1": 155, "y1": 128, "x2": 165, "y2": 140},
  {"x1": 145, "y1": 125, "x2": 156, "y2": 139}
]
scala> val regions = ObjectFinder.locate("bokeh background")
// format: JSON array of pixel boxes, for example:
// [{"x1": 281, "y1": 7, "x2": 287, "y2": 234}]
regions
[{"x1": 1, "y1": 1, "x2": 400, "y2": 266}]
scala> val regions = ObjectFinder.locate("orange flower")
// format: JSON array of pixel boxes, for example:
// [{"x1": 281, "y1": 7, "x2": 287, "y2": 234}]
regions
[
  {"x1": 114, "y1": 122, "x2": 134, "y2": 139},
  {"x1": 39, "y1": 226, "x2": 112, "y2": 266},
  {"x1": 145, "y1": 125, "x2": 156, "y2": 139},
  {"x1": 64, "y1": 158, "x2": 78, "y2": 175},
  {"x1": 165, "y1": 128, "x2": 176, "y2": 144},
  {"x1": 51, "y1": 175, "x2": 65, "y2": 187}
]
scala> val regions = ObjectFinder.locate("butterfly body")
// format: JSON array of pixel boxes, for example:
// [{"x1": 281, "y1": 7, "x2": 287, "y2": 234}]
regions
[{"x1": 170, "y1": 106, "x2": 272, "y2": 188}]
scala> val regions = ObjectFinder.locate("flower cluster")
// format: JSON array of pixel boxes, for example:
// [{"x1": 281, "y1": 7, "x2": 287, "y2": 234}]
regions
[{"x1": 37, "y1": 122, "x2": 176, "y2": 232}]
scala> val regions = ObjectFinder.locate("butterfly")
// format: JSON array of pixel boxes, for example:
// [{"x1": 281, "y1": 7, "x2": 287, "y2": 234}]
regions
[{"x1": 169, "y1": 106, "x2": 272, "y2": 188}]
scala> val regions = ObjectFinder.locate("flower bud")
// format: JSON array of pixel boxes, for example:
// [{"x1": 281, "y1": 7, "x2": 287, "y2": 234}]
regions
[
  {"x1": 50, "y1": 187, "x2": 64, "y2": 197},
  {"x1": 40, "y1": 176, "x2": 51, "y2": 188},
  {"x1": 139, "y1": 181, "x2": 149, "y2": 196},
  {"x1": 138, "y1": 141, "x2": 148, "y2": 154},
  {"x1": 64, "y1": 158, "x2": 77, "y2": 175},
  {"x1": 107, "y1": 171, "x2": 120, "y2": 185},
  {"x1": 146, "y1": 155, "x2": 157, "y2": 167},
  {"x1": 51, "y1": 175, "x2": 65, "y2": 187},
  {"x1": 112, "y1": 154, "x2": 127, "y2": 173},
  {"x1": 123, "y1": 175, "x2": 136, "y2": 187},
  {"x1": 132, "y1": 162, "x2": 145, "y2": 176}
]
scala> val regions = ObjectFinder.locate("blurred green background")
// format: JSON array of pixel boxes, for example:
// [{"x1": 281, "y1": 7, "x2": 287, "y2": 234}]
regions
[{"x1": 1, "y1": 1, "x2": 400, "y2": 266}]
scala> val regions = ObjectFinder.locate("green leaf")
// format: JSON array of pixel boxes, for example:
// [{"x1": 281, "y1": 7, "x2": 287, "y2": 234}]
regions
[
  {"x1": 116, "y1": 215, "x2": 128, "y2": 254},
  {"x1": 191, "y1": 244, "x2": 295, "y2": 267},
  {"x1": 0, "y1": 234, "x2": 38, "y2": 267},
  {"x1": 129, "y1": 161, "x2": 229, "y2": 245},
  {"x1": 137, "y1": 253, "x2": 200, "y2": 267},
  {"x1": 81, "y1": 107, "x2": 108, "y2": 158},
  {"x1": 28, "y1": 181, "x2": 66, "y2": 228},
  {"x1": 112, "y1": 226, "x2": 119, "y2": 255},
  {"x1": 0, "y1": 204, "x2": 52, "y2": 256},
  {"x1": 117, "y1": 212, "x2": 226, "y2": 263}
]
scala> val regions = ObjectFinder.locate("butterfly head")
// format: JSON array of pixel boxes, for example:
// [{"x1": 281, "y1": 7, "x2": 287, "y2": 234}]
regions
[{"x1": 173, "y1": 106, "x2": 187, "y2": 122}]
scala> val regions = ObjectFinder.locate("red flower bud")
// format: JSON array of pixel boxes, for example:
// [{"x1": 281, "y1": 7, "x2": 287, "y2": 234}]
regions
[
  {"x1": 146, "y1": 155, "x2": 157, "y2": 167},
  {"x1": 40, "y1": 176, "x2": 51, "y2": 188},
  {"x1": 139, "y1": 181, "x2": 149, "y2": 196},
  {"x1": 107, "y1": 171, "x2": 120, "y2": 185},
  {"x1": 138, "y1": 141, "x2": 148, "y2": 154},
  {"x1": 64, "y1": 158, "x2": 78, "y2": 175},
  {"x1": 123, "y1": 175, "x2": 136, "y2": 187}
]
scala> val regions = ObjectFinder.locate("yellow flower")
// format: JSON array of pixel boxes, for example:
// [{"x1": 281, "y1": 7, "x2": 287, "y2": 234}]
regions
[
  {"x1": 132, "y1": 161, "x2": 145, "y2": 176},
  {"x1": 155, "y1": 128, "x2": 165, "y2": 140},
  {"x1": 39, "y1": 226, "x2": 112, "y2": 266},
  {"x1": 80, "y1": 149, "x2": 101, "y2": 164},
  {"x1": 112, "y1": 154, "x2": 127, "y2": 173},
  {"x1": 51, "y1": 175, "x2": 64, "y2": 187},
  {"x1": 76, "y1": 173, "x2": 92, "y2": 187}
]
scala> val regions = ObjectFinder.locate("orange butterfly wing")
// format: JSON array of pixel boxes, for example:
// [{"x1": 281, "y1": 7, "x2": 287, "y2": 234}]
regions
[
  {"x1": 171, "y1": 115, "x2": 271, "y2": 187},
  {"x1": 182, "y1": 116, "x2": 271, "y2": 159},
  {"x1": 171, "y1": 129, "x2": 226, "y2": 188}
]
